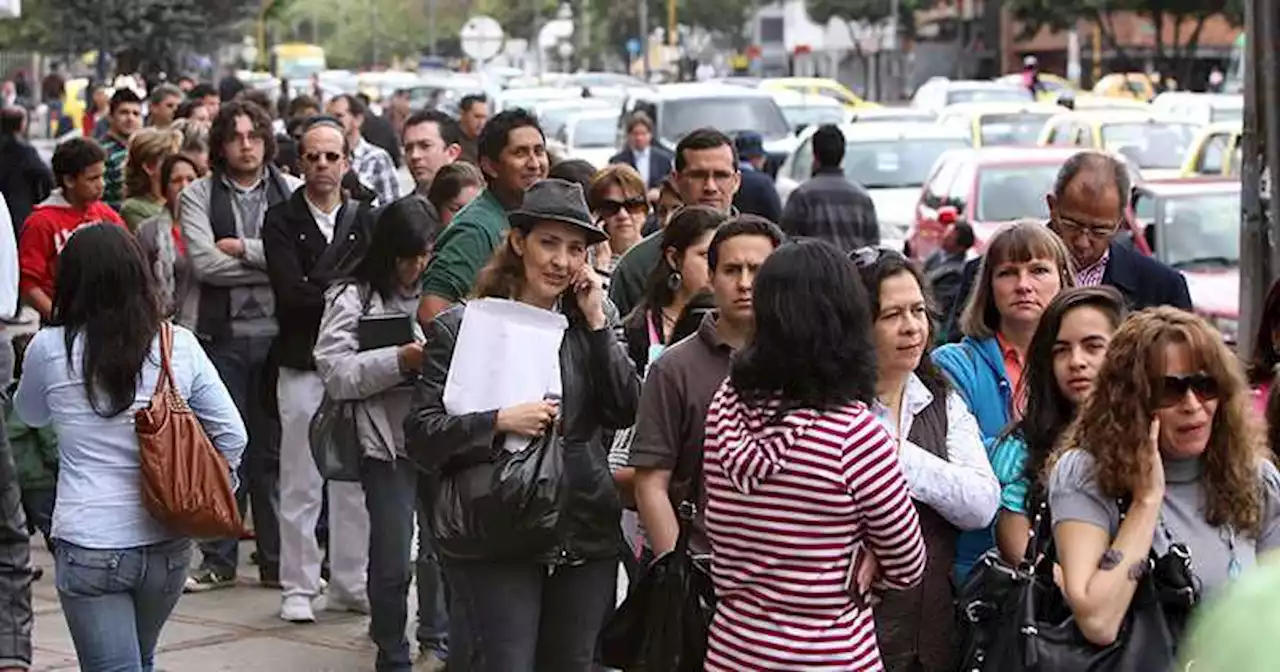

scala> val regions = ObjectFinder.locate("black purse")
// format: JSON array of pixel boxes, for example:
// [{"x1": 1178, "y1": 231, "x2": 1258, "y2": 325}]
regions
[
  {"x1": 958, "y1": 499, "x2": 1186, "y2": 672},
  {"x1": 432, "y1": 423, "x2": 566, "y2": 560},
  {"x1": 599, "y1": 454, "x2": 715, "y2": 671}
]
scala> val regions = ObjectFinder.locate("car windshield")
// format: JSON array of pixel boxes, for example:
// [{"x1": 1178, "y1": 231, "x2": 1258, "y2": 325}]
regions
[
  {"x1": 571, "y1": 115, "x2": 619, "y2": 148},
  {"x1": 661, "y1": 97, "x2": 791, "y2": 144},
  {"x1": 844, "y1": 139, "x2": 970, "y2": 189},
  {"x1": 536, "y1": 106, "x2": 587, "y2": 139},
  {"x1": 980, "y1": 113, "x2": 1054, "y2": 146},
  {"x1": 781, "y1": 105, "x2": 845, "y2": 131},
  {"x1": 976, "y1": 164, "x2": 1061, "y2": 222},
  {"x1": 1158, "y1": 192, "x2": 1241, "y2": 267},
  {"x1": 946, "y1": 87, "x2": 1032, "y2": 105},
  {"x1": 1101, "y1": 122, "x2": 1199, "y2": 169}
]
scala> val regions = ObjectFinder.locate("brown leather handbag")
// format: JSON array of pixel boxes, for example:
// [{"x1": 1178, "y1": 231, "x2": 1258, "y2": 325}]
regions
[{"x1": 136, "y1": 322, "x2": 242, "y2": 538}]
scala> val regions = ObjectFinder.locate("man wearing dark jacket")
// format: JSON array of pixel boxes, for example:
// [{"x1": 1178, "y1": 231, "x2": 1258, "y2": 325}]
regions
[
  {"x1": 731, "y1": 131, "x2": 782, "y2": 223},
  {"x1": 608, "y1": 112, "x2": 673, "y2": 192},
  {"x1": 263, "y1": 118, "x2": 371, "y2": 624},
  {"x1": 779, "y1": 123, "x2": 878, "y2": 253},
  {"x1": 0, "y1": 108, "x2": 52, "y2": 234}
]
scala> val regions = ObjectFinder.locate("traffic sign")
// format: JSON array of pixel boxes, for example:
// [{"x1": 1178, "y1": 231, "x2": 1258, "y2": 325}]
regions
[
  {"x1": 460, "y1": 15, "x2": 505, "y2": 62},
  {"x1": 626, "y1": 38, "x2": 642, "y2": 56}
]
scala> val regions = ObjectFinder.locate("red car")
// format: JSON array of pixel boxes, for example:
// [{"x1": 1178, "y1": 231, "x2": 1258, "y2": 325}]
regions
[{"x1": 906, "y1": 147, "x2": 1142, "y2": 260}]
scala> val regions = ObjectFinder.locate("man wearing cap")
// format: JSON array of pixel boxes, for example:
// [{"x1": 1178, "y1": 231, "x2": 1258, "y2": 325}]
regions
[
  {"x1": 731, "y1": 131, "x2": 782, "y2": 223},
  {"x1": 610, "y1": 112, "x2": 673, "y2": 195}
]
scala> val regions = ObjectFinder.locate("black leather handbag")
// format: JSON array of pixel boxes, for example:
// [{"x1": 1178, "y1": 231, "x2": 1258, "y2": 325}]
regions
[
  {"x1": 957, "y1": 499, "x2": 1186, "y2": 672},
  {"x1": 599, "y1": 455, "x2": 715, "y2": 672}
]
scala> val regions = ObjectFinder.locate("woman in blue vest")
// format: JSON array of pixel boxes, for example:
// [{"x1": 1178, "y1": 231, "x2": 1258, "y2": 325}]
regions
[{"x1": 932, "y1": 220, "x2": 1074, "y2": 578}]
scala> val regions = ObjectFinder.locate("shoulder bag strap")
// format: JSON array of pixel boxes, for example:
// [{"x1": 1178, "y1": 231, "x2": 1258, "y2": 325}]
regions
[
  {"x1": 151, "y1": 322, "x2": 175, "y2": 401},
  {"x1": 673, "y1": 438, "x2": 708, "y2": 556}
]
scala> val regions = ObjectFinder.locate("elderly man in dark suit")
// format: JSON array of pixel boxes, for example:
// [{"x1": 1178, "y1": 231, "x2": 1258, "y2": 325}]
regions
[{"x1": 609, "y1": 112, "x2": 673, "y2": 195}]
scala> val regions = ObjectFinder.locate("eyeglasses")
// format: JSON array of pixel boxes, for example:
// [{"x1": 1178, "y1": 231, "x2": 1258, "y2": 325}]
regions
[
  {"x1": 303, "y1": 151, "x2": 344, "y2": 164},
  {"x1": 850, "y1": 246, "x2": 907, "y2": 269},
  {"x1": 1054, "y1": 215, "x2": 1123, "y2": 241},
  {"x1": 597, "y1": 197, "x2": 648, "y2": 218},
  {"x1": 1156, "y1": 373, "x2": 1220, "y2": 408}
]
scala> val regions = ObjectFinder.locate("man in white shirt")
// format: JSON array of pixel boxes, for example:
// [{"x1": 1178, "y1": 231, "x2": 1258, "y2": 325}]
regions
[
  {"x1": 609, "y1": 112, "x2": 673, "y2": 196},
  {"x1": 262, "y1": 118, "x2": 373, "y2": 623},
  {"x1": 327, "y1": 94, "x2": 401, "y2": 207}
]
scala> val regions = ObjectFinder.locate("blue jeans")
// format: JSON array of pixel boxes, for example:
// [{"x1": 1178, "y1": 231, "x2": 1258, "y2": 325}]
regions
[
  {"x1": 446, "y1": 558, "x2": 616, "y2": 672},
  {"x1": 416, "y1": 494, "x2": 448, "y2": 655},
  {"x1": 363, "y1": 458, "x2": 448, "y2": 671},
  {"x1": 55, "y1": 538, "x2": 193, "y2": 672},
  {"x1": 197, "y1": 336, "x2": 280, "y2": 577}
]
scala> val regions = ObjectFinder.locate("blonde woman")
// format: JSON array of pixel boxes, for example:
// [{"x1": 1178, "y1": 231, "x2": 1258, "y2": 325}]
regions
[
  {"x1": 119, "y1": 128, "x2": 181, "y2": 231},
  {"x1": 586, "y1": 164, "x2": 649, "y2": 274}
]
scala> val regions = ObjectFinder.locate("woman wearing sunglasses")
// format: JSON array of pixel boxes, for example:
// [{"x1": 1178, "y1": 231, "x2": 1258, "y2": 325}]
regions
[
  {"x1": 586, "y1": 164, "x2": 649, "y2": 274},
  {"x1": 1049, "y1": 307, "x2": 1280, "y2": 646},
  {"x1": 990, "y1": 286, "x2": 1126, "y2": 565},
  {"x1": 854, "y1": 247, "x2": 999, "y2": 672}
]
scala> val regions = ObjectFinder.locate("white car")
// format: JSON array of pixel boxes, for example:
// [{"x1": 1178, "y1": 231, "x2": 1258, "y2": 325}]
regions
[
  {"x1": 556, "y1": 109, "x2": 623, "y2": 170},
  {"x1": 768, "y1": 89, "x2": 848, "y2": 134},
  {"x1": 775, "y1": 123, "x2": 971, "y2": 249}
]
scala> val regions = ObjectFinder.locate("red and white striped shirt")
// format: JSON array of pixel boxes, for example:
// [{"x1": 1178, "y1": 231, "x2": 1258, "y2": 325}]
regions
[{"x1": 702, "y1": 382, "x2": 927, "y2": 671}]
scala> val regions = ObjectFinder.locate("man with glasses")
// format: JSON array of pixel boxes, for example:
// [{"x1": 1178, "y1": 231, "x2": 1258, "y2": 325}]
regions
[
  {"x1": 1046, "y1": 150, "x2": 1191, "y2": 310},
  {"x1": 608, "y1": 127, "x2": 741, "y2": 316},
  {"x1": 262, "y1": 118, "x2": 373, "y2": 623}
]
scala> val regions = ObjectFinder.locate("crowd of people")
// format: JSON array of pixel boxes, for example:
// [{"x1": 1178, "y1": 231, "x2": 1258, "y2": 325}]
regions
[{"x1": 0, "y1": 69, "x2": 1273, "y2": 672}]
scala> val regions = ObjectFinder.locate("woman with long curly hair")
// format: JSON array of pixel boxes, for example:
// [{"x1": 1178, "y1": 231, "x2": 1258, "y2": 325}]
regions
[
  {"x1": 703, "y1": 239, "x2": 925, "y2": 670},
  {"x1": 990, "y1": 286, "x2": 1126, "y2": 564},
  {"x1": 1049, "y1": 307, "x2": 1280, "y2": 647}
]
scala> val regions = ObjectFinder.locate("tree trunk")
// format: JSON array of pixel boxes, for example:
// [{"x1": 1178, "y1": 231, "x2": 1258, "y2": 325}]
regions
[
  {"x1": 1179, "y1": 14, "x2": 1209, "y2": 89},
  {"x1": 1152, "y1": 6, "x2": 1165, "y2": 81},
  {"x1": 1094, "y1": 11, "x2": 1132, "y2": 66}
]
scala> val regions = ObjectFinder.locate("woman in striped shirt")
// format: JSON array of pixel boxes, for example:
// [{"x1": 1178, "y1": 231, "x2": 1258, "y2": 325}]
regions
[{"x1": 703, "y1": 240, "x2": 927, "y2": 671}]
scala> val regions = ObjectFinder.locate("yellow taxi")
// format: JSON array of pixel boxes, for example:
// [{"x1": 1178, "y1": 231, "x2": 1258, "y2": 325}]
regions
[
  {"x1": 759, "y1": 77, "x2": 878, "y2": 109},
  {"x1": 1049, "y1": 92, "x2": 1150, "y2": 111},
  {"x1": 936, "y1": 101, "x2": 1062, "y2": 147},
  {"x1": 1092, "y1": 72, "x2": 1157, "y2": 101},
  {"x1": 1180, "y1": 121, "x2": 1243, "y2": 177},
  {"x1": 1037, "y1": 109, "x2": 1203, "y2": 179}
]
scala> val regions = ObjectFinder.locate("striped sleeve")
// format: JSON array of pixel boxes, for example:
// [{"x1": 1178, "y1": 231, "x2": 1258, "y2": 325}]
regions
[
  {"x1": 990, "y1": 435, "x2": 1030, "y2": 515},
  {"x1": 842, "y1": 411, "x2": 926, "y2": 590}
]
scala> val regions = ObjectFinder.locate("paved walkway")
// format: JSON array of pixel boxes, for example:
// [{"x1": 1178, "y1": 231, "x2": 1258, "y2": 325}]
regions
[{"x1": 30, "y1": 541, "x2": 380, "y2": 671}]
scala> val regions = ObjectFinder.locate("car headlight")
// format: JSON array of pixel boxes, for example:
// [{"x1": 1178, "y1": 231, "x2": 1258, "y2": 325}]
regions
[{"x1": 1210, "y1": 315, "x2": 1239, "y2": 345}]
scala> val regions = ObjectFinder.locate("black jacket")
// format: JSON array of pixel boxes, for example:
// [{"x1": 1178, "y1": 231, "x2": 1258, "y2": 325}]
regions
[
  {"x1": 609, "y1": 146, "x2": 674, "y2": 189},
  {"x1": 406, "y1": 302, "x2": 641, "y2": 564},
  {"x1": 1101, "y1": 242, "x2": 1193, "y2": 312},
  {"x1": 732, "y1": 164, "x2": 783, "y2": 223},
  {"x1": 263, "y1": 190, "x2": 372, "y2": 370},
  {"x1": 363, "y1": 114, "x2": 403, "y2": 169},
  {"x1": 0, "y1": 137, "x2": 53, "y2": 232}
]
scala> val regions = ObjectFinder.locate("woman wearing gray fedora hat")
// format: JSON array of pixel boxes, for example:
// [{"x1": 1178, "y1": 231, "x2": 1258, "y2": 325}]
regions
[{"x1": 406, "y1": 178, "x2": 641, "y2": 671}]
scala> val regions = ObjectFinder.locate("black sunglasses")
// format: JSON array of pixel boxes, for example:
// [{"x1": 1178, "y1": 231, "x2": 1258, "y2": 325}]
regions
[
  {"x1": 1156, "y1": 373, "x2": 1220, "y2": 408},
  {"x1": 304, "y1": 151, "x2": 344, "y2": 164},
  {"x1": 597, "y1": 197, "x2": 648, "y2": 217}
]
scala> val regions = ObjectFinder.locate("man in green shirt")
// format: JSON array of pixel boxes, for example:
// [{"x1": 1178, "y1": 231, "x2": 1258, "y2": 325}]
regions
[
  {"x1": 608, "y1": 127, "x2": 742, "y2": 316},
  {"x1": 100, "y1": 88, "x2": 143, "y2": 212},
  {"x1": 417, "y1": 108, "x2": 550, "y2": 325}
]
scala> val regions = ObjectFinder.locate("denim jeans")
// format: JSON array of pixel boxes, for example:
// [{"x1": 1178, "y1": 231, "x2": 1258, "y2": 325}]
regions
[
  {"x1": 415, "y1": 493, "x2": 449, "y2": 655},
  {"x1": 363, "y1": 457, "x2": 448, "y2": 671},
  {"x1": 197, "y1": 336, "x2": 280, "y2": 577},
  {"x1": 446, "y1": 558, "x2": 616, "y2": 672},
  {"x1": 55, "y1": 538, "x2": 192, "y2": 672}
]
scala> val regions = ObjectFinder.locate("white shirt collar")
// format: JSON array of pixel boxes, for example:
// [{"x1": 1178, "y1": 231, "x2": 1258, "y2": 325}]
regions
[{"x1": 872, "y1": 372, "x2": 934, "y2": 438}]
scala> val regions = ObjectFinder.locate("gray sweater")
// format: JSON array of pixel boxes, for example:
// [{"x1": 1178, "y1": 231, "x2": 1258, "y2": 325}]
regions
[
  {"x1": 1050, "y1": 449, "x2": 1280, "y2": 599},
  {"x1": 312, "y1": 281, "x2": 423, "y2": 461}
]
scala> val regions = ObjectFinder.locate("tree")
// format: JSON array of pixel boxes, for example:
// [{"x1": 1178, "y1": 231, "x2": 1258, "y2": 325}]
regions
[
  {"x1": 280, "y1": 0, "x2": 466, "y2": 68},
  {"x1": 590, "y1": 0, "x2": 757, "y2": 63},
  {"x1": 1006, "y1": 0, "x2": 1243, "y2": 85}
]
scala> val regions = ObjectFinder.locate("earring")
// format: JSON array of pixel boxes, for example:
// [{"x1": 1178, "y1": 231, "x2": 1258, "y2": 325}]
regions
[{"x1": 666, "y1": 271, "x2": 683, "y2": 291}]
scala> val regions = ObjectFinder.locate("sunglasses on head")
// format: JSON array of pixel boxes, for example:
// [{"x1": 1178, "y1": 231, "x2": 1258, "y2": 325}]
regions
[
  {"x1": 597, "y1": 197, "x2": 648, "y2": 217},
  {"x1": 1156, "y1": 373, "x2": 1220, "y2": 408},
  {"x1": 304, "y1": 151, "x2": 344, "y2": 164},
  {"x1": 850, "y1": 246, "x2": 907, "y2": 269}
]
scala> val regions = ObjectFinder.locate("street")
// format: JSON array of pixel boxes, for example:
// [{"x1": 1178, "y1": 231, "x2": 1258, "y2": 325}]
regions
[{"x1": 29, "y1": 540, "x2": 378, "y2": 671}]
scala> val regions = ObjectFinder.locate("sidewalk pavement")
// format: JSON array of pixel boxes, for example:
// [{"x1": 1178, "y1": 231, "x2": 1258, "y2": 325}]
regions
[{"x1": 30, "y1": 540, "x2": 379, "y2": 672}]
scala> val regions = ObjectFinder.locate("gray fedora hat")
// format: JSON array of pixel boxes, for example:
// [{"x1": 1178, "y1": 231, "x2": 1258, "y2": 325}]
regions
[{"x1": 509, "y1": 178, "x2": 608, "y2": 245}]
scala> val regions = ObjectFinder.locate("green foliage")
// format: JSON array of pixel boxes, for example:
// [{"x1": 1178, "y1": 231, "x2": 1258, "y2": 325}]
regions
[{"x1": 279, "y1": 0, "x2": 466, "y2": 68}]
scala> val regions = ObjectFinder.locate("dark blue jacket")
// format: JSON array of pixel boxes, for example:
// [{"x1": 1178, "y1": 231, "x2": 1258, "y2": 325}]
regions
[
  {"x1": 1101, "y1": 242, "x2": 1193, "y2": 312},
  {"x1": 732, "y1": 163, "x2": 782, "y2": 223},
  {"x1": 608, "y1": 146, "x2": 674, "y2": 189}
]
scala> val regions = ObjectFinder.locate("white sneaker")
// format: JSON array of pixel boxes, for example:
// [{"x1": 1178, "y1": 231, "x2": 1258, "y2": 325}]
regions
[
  {"x1": 325, "y1": 591, "x2": 371, "y2": 615},
  {"x1": 280, "y1": 595, "x2": 316, "y2": 623}
]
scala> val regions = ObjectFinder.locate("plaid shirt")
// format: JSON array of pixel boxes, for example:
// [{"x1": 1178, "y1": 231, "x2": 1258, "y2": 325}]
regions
[
  {"x1": 1075, "y1": 248, "x2": 1110, "y2": 287},
  {"x1": 351, "y1": 137, "x2": 400, "y2": 207}
]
